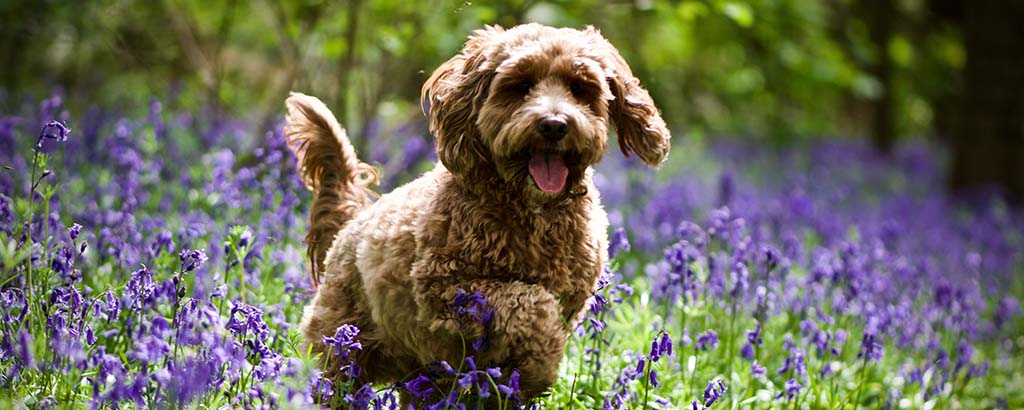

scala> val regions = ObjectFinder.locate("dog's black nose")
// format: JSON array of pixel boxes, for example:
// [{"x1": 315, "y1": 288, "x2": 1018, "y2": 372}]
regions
[{"x1": 538, "y1": 117, "x2": 568, "y2": 141}]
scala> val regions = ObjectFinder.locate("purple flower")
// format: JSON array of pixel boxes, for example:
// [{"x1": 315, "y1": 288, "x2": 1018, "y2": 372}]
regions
[
  {"x1": 124, "y1": 266, "x2": 156, "y2": 310},
  {"x1": 344, "y1": 383, "x2": 376, "y2": 409},
  {"x1": 604, "y1": 354, "x2": 646, "y2": 409},
  {"x1": 311, "y1": 373, "x2": 334, "y2": 400},
  {"x1": 703, "y1": 378, "x2": 726, "y2": 406},
  {"x1": 761, "y1": 245, "x2": 780, "y2": 273},
  {"x1": 657, "y1": 241, "x2": 700, "y2": 305},
  {"x1": 738, "y1": 324, "x2": 763, "y2": 361},
  {"x1": 696, "y1": 330, "x2": 719, "y2": 351},
  {"x1": 858, "y1": 333, "x2": 884, "y2": 362},
  {"x1": 780, "y1": 378, "x2": 801, "y2": 400},
  {"x1": 238, "y1": 228, "x2": 253, "y2": 249},
  {"x1": 450, "y1": 289, "x2": 494, "y2": 328},
  {"x1": 967, "y1": 362, "x2": 990, "y2": 379},
  {"x1": 954, "y1": 339, "x2": 973, "y2": 371},
  {"x1": 68, "y1": 223, "x2": 83, "y2": 240},
  {"x1": 0, "y1": 194, "x2": 14, "y2": 229},
  {"x1": 648, "y1": 331, "x2": 671, "y2": 362},
  {"x1": 729, "y1": 261, "x2": 749, "y2": 298},
  {"x1": 99, "y1": 291, "x2": 120, "y2": 322},
  {"x1": 128, "y1": 335, "x2": 170, "y2": 364},
  {"x1": 426, "y1": 389, "x2": 465, "y2": 410},
  {"x1": 16, "y1": 329, "x2": 35, "y2": 370},
  {"x1": 497, "y1": 369, "x2": 521, "y2": 397},
  {"x1": 749, "y1": 323, "x2": 765, "y2": 346},
  {"x1": 36, "y1": 120, "x2": 70, "y2": 151},
  {"x1": 751, "y1": 361, "x2": 767, "y2": 377},
  {"x1": 322, "y1": 324, "x2": 362, "y2": 370},
  {"x1": 995, "y1": 297, "x2": 1020, "y2": 330},
  {"x1": 178, "y1": 248, "x2": 208, "y2": 273},
  {"x1": 658, "y1": 331, "x2": 673, "y2": 358},
  {"x1": 454, "y1": 357, "x2": 497, "y2": 398},
  {"x1": 448, "y1": 289, "x2": 495, "y2": 351},
  {"x1": 777, "y1": 347, "x2": 807, "y2": 377},
  {"x1": 405, "y1": 374, "x2": 435, "y2": 399},
  {"x1": 609, "y1": 227, "x2": 631, "y2": 258},
  {"x1": 741, "y1": 343, "x2": 755, "y2": 360},
  {"x1": 226, "y1": 303, "x2": 269, "y2": 340}
]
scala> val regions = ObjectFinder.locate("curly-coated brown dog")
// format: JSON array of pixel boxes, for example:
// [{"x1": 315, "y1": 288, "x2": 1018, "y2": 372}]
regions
[{"x1": 285, "y1": 23, "x2": 670, "y2": 403}]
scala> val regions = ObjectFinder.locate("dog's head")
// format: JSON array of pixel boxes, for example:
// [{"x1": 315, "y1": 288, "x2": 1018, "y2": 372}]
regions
[{"x1": 422, "y1": 24, "x2": 670, "y2": 199}]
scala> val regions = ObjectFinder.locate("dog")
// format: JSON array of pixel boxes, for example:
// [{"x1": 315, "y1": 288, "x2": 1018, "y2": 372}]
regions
[{"x1": 285, "y1": 23, "x2": 669, "y2": 403}]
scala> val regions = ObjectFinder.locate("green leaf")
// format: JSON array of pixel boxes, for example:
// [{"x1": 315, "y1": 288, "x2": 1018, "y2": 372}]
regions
[
  {"x1": 888, "y1": 35, "x2": 914, "y2": 66},
  {"x1": 719, "y1": 1, "x2": 755, "y2": 28}
]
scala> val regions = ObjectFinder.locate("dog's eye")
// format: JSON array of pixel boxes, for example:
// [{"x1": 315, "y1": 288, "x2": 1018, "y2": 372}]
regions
[
  {"x1": 513, "y1": 80, "x2": 534, "y2": 94},
  {"x1": 569, "y1": 81, "x2": 589, "y2": 99}
]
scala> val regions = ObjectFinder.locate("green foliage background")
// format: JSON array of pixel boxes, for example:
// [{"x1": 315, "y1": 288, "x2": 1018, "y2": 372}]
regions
[{"x1": 1, "y1": 0, "x2": 963, "y2": 146}]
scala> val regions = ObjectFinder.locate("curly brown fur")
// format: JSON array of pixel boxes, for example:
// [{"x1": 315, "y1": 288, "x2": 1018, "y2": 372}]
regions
[{"x1": 288, "y1": 24, "x2": 670, "y2": 404}]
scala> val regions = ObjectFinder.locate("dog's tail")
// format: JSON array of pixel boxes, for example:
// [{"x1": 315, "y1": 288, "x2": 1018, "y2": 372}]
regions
[{"x1": 284, "y1": 92, "x2": 378, "y2": 288}]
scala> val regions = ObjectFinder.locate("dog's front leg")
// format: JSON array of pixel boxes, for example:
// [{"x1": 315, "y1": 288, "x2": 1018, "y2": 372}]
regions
[{"x1": 413, "y1": 275, "x2": 567, "y2": 399}]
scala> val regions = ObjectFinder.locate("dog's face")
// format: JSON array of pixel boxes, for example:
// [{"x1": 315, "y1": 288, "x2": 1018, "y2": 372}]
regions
[{"x1": 423, "y1": 24, "x2": 670, "y2": 200}]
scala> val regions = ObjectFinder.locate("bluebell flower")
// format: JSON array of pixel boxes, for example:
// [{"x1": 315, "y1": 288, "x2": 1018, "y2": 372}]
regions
[
  {"x1": 497, "y1": 369, "x2": 521, "y2": 397},
  {"x1": 703, "y1": 378, "x2": 726, "y2": 406},
  {"x1": 967, "y1": 362, "x2": 989, "y2": 379},
  {"x1": 344, "y1": 383, "x2": 376, "y2": 409},
  {"x1": 745, "y1": 325, "x2": 761, "y2": 348},
  {"x1": 35, "y1": 120, "x2": 70, "y2": 151},
  {"x1": 777, "y1": 347, "x2": 807, "y2": 377},
  {"x1": 761, "y1": 245, "x2": 780, "y2": 273},
  {"x1": 427, "y1": 389, "x2": 465, "y2": 410},
  {"x1": 696, "y1": 330, "x2": 719, "y2": 351},
  {"x1": 858, "y1": 332, "x2": 884, "y2": 362},
  {"x1": 129, "y1": 335, "x2": 170, "y2": 364},
  {"x1": 124, "y1": 266, "x2": 156, "y2": 310},
  {"x1": 995, "y1": 296, "x2": 1020, "y2": 330},
  {"x1": 178, "y1": 248, "x2": 208, "y2": 273},
  {"x1": 780, "y1": 378, "x2": 801, "y2": 400},
  {"x1": 450, "y1": 289, "x2": 494, "y2": 328},
  {"x1": 954, "y1": 339, "x2": 974, "y2": 372},
  {"x1": 226, "y1": 302, "x2": 270, "y2": 340},
  {"x1": 659, "y1": 331, "x2": 673, "y2": 358},
  {"x1": 405, "y1": 374, "x2": 435, "y2": 399},
  {"x1": 68, "y1": 223, "x2": 83, "y2": 240},
  {"x1": 751, "y1": 361, "x2": 767, "y2": 378},
  {"x1": 609, "y1": 227, "x2": 631, "y2": 258},
  {"x1": 741, "y1": 343, "x2": 755, "y2": 360},
  {"x1": 16, "y1": 329, "x2": 35, "y2": 370},
  {"x1": 311, "y1": 373, "x2": 334, "y2": 400}
]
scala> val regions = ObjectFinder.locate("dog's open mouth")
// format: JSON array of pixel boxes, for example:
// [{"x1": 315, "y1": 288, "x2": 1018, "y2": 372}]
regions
[{"x1": 527, "y1": 150, "x2": 570, "y2": 193}]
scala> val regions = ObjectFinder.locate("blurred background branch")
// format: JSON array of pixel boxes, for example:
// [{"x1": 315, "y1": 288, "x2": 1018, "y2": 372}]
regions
[{"x1": 1, "y1": 0, "x2": 1020, "y2": 200}]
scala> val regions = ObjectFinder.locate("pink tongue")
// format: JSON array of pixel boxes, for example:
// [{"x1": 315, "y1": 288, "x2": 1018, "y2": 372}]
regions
[{"x1": 528, "y1": 153, "x2": 569, "y2": 193}]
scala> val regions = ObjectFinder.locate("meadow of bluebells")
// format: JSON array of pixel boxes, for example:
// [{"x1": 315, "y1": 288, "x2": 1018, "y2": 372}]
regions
[{"x1": 1, "y1": 93, "x2": 1022, "y2": 409}]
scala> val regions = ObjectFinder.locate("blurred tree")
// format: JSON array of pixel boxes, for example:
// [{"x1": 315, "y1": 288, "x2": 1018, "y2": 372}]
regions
[
  {"x1": 944, "y1": 0, "x2": 1024, "y2": 201},
  {"x1": 864, "y1": 0, "x2": 894, "y2": 153},
  {"x1": 5, "y1": 0, "x2": 1017, "y2": 202}
]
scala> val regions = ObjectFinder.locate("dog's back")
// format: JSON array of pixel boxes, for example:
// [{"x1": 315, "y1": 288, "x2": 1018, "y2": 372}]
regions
[{"x1": 284, "y1": 93, "x2": 378, "y2": 287}]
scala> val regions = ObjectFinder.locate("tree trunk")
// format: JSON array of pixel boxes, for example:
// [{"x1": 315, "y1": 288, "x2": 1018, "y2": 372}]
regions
[
  {"x1": 951, "y1": 0, "x2": 1024, "y2": 202},
  {"x1": 866, "y1": 0, "x2": 896, "y2": 153}
]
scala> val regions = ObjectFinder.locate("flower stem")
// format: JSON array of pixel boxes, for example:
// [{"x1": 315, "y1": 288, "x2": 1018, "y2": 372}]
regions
[
  {"x1": 853, "y1": 354, "x2": 869, "y2": 407},
  {"x1": 26, "y1": 147, "x2": 40, "y2": 302}
]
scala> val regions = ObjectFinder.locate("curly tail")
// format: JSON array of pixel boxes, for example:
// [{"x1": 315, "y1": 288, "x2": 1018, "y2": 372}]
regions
[{"x1": 284, "y1": 92, "x2": 378, "y2": 288}]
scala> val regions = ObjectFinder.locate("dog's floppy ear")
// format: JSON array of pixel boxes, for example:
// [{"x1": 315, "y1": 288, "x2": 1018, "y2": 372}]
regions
[
  {"x1": 421, "y1": 25, "x2": 504, "y2": 176},
  {"x1": 593, "y1": 28, "x2": 671, "y2": 168}
]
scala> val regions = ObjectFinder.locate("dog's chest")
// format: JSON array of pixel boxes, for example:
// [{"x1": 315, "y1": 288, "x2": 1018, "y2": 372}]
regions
[{"x1": 452, "y1": 205, "x2": 601, "y2": 313}]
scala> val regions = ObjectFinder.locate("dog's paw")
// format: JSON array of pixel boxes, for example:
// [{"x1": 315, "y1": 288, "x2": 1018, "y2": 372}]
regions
[{"x1": 487, "y1": 283, "x2": 561, "y2": 341}]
